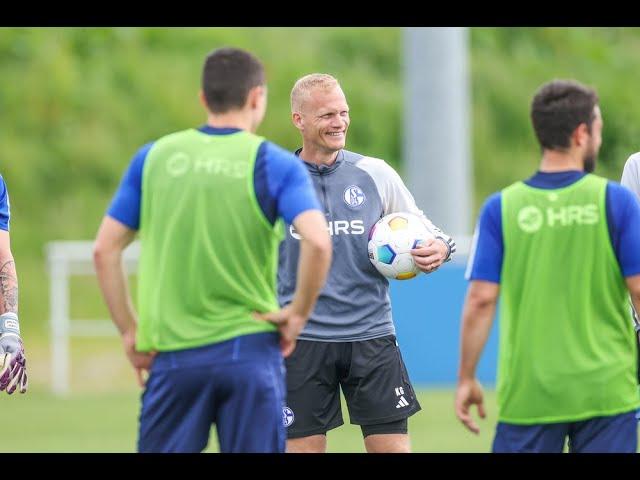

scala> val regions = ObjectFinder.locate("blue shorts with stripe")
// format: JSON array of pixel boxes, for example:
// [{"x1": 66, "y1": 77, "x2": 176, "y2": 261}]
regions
[
  {"x1": 138, "y1": 332, "x2": 286, "y2": 453},
  {"x1": 493, "y1": 409, "x2": 639, "y2": 453}
]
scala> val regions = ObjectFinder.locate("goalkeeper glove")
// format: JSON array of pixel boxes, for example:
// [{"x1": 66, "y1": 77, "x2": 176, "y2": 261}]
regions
[{"x1": 0, "y1": 313, "x2": 27, "y2": 394}]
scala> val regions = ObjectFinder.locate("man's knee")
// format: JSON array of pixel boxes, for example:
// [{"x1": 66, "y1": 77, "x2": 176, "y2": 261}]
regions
[
  {"x1": 361, "y1": 418, "x2": 410, "y2": 453},
  {"x1": 286, "y1": 434, "x2": 327, "y2": 453},
  {"x1": 364, "y1": 433, "x2": 411, "y2": 453}
]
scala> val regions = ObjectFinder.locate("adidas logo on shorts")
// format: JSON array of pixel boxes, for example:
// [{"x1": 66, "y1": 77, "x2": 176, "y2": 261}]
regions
[{"x1": 395, "y1": 387, "x2": 409, "y2": 408}]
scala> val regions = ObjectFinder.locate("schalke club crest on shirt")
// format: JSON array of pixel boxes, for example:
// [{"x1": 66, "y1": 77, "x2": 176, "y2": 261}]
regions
[
  {"x1": 343, "y1": 185, "x2": 366, "y2": 208},
  {"x1": 282, "y1": 406, "x2": 295, "y2": 427}
]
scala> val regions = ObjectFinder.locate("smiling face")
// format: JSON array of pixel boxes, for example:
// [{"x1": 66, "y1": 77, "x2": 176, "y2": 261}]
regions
[{"x1": 294, "y1": 85, "x2": 350, "y2": 155}]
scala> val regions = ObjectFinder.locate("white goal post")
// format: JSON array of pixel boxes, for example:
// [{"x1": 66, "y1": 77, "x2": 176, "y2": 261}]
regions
[
  {"x1": 46, "y1": 241, "x2": 141, "y2": 396},
  {"x1": 46, "y1": 236, "x2": 472, "y2": 396}
]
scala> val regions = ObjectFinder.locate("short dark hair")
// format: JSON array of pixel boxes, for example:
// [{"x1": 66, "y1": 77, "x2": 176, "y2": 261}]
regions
[
  {"x1": 530, "y1": 79, "x2": 599, "y2": 151},
  {"x1": 201, "y1": 47, "x2": 265, "y2": 113}
]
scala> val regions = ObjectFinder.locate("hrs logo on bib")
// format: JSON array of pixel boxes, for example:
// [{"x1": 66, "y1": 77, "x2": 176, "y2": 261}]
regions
[{"x1": 517, "y1": 204, "x2": 598, "y2": 233}]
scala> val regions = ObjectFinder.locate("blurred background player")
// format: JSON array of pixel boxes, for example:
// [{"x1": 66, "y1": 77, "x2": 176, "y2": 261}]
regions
[
  {"x1": 619, "y1": 149, "x2": 640, "y2": 382},
  {"x1": 93, "y1": 48, "x2": 332, "y2": 453},
  {"x1": 278, "y1": 73, "x2": 456, "y2": 453},
  {"x1": 0, "y1": 175, "x2": 27, "y2": 395},
  {"x1": 458, "y1": 79, "x2": 640, "y2": 453}
]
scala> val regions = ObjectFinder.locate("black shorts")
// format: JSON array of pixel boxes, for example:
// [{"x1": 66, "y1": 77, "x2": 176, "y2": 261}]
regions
[{"x1": 284, "y1": 335, "x2": 421, "y2": 439}]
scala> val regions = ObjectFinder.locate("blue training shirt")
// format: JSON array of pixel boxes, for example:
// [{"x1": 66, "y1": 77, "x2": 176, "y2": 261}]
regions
[
  {"x1": 107, "y1": 126, "x2": 321, "y2": 229},
  {"x1": 466, "y1": 170, "x2": 640, "y2": 282},
  {"x1": 0, "y1": 176, "x2": 10, "y2": 231}
]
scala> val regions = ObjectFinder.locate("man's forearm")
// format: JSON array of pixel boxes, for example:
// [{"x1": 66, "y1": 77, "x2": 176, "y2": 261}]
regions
[
  {"x1": 458, "y1": 295, "x2": 497, "y2": 380},
  {"x1": 0, "y1": 254, "x2": 18, "y2": 315},
  {"x1": 94, "y1": 248, "x2": 137, "y2": 335},
  {"x1": 291, "y1": 238, "x2": 332, "y2": 318}
]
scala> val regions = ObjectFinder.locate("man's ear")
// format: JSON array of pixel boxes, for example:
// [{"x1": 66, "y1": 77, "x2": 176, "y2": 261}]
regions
[
  {"x1": 292, "y1": 111, "x2": 304, "y2": 130},
  {"x1": 199, "y1": 90, "x2": 209, "y2": 111},
  {"x1": 573, "y1": 122, "x2": 590, "y2": 147},
  {"x1": 246, "y1": 85, "x2": 265, "y2": 110}
]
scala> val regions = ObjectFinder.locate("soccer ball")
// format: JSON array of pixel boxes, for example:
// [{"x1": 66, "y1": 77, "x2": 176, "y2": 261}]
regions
[{"x1": 367, "y1": 212, "x2": 435, "y2": 280}]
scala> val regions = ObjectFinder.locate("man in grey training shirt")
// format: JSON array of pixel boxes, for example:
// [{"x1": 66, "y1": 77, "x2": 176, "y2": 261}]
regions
[
  {"x1": 278, "y1": 74, "x2": 456, "y2": 453},
  {"x1": 620, "y1": 152, "x2": 640, "y2": 382}
]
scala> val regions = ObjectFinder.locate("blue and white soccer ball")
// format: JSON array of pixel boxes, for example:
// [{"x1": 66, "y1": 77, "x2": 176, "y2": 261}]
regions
[{"x1": 367, "y1": 212, "x2": 435, "y2": 280}]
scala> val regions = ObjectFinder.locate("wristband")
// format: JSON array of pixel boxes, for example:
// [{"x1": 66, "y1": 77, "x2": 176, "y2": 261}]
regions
[{"x1": 0, "y1": 313, "x2": 20, "y2": 336}]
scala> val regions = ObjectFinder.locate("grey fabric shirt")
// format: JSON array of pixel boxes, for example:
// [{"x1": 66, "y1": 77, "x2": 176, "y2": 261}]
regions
[
  {"x1": 621, "y1": 152, "x2": 640, "y2": 329},
  {"x1": 277, "y1": 149, "x2": 456, "y2": 342},
  {"x1": 621, "y1": 152, "x2": 640, "y2": 199}
]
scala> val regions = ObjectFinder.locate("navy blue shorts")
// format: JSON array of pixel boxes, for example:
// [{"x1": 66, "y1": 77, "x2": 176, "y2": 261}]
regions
[
  {"x1": 493, "y1": 410, "x2": 639, "y2": 453},
  {"x1": 138, "y1": 332, "x2": 286, "y2": 453}
]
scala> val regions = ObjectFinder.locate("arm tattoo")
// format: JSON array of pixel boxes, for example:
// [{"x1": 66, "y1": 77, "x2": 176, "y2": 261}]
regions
[{"x1": 0, "y1": 260, "x2": 18, "y2": 314}]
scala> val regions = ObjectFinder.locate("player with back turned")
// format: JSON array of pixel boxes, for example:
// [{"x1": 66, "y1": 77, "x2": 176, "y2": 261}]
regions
[
  {"x1": 94, "y1": 48, "x2": 332, "y2": 453},
  {"x1": 458, "y1": 79, "x2": 640, "y2": 453}
]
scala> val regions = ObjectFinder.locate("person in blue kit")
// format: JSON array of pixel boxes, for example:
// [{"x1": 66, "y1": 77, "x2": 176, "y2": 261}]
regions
[
  {"x1": 0, "y1": 175, "x2": 27, "y2": 395},
  {"x1": 459, "y1": 79, "x2": 640, "y2": 453},
  {"x1": 93, "y1": 47, "x2": 332, "y2": 453}
]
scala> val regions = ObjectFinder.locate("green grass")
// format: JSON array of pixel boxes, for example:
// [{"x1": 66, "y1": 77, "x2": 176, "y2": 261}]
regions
[
  {"x1": 321, "y1": 389, "x2": 498, "y2": 453},
  {"x1": 5, "y1": 334, "x2": 638, "y2": 453},
  {"x1": 2, "y1": 334, "x2": 498, "y2": 452},
  {"x1": 0, "y1": 388, "x2": 141, "y2": 452},
  {"x1": 0, "y1": 387, "x2": 496, "y2": 452},
  {"x1": 2, "y1": 340, "x2": 637, "y2": 453}
]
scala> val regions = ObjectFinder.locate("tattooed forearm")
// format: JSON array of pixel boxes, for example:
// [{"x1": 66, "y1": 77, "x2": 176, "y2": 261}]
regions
[{"x1": 0, "y1": 260, "x2": 18, "y2": 314}]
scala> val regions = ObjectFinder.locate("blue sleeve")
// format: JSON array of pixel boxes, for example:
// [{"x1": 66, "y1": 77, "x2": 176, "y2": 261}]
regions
[
  {"x1": 465, "y1": 192, "x2": 503, "y2": 283},
  {"x1": 254, "y1": 141, "x2": 321, "y2": 225},
  {"x1": 606, "y1": 182, "x2": 640, "y2": 277},
  {"x1": 0, "y1": 176, "x2": 9, "y2": 231},
  {"x1": 106, "y1": 143, "x2": 153, "y2": 230}
]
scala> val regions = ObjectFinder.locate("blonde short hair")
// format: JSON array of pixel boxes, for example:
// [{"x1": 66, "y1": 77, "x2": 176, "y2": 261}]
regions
[{"x1": 290, "y1": 73, "x2": 341, "y2": 112}]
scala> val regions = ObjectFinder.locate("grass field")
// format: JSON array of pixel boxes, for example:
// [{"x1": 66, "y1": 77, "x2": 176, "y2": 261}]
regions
[
  {"x1": 0, "y1": 387, "x2": 498, "y2": 453},
  {"x1": 4, "y1": 335, "x2": 638, "y2": 452}
]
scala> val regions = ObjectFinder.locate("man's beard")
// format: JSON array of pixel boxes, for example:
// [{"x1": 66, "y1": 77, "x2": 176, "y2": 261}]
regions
[
  {"x1": 584, "y1": 153, "x2": 596, "y2": 173},
  {"x1": 583, "y1": 141, "x2": 597, "y2": 173}
]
